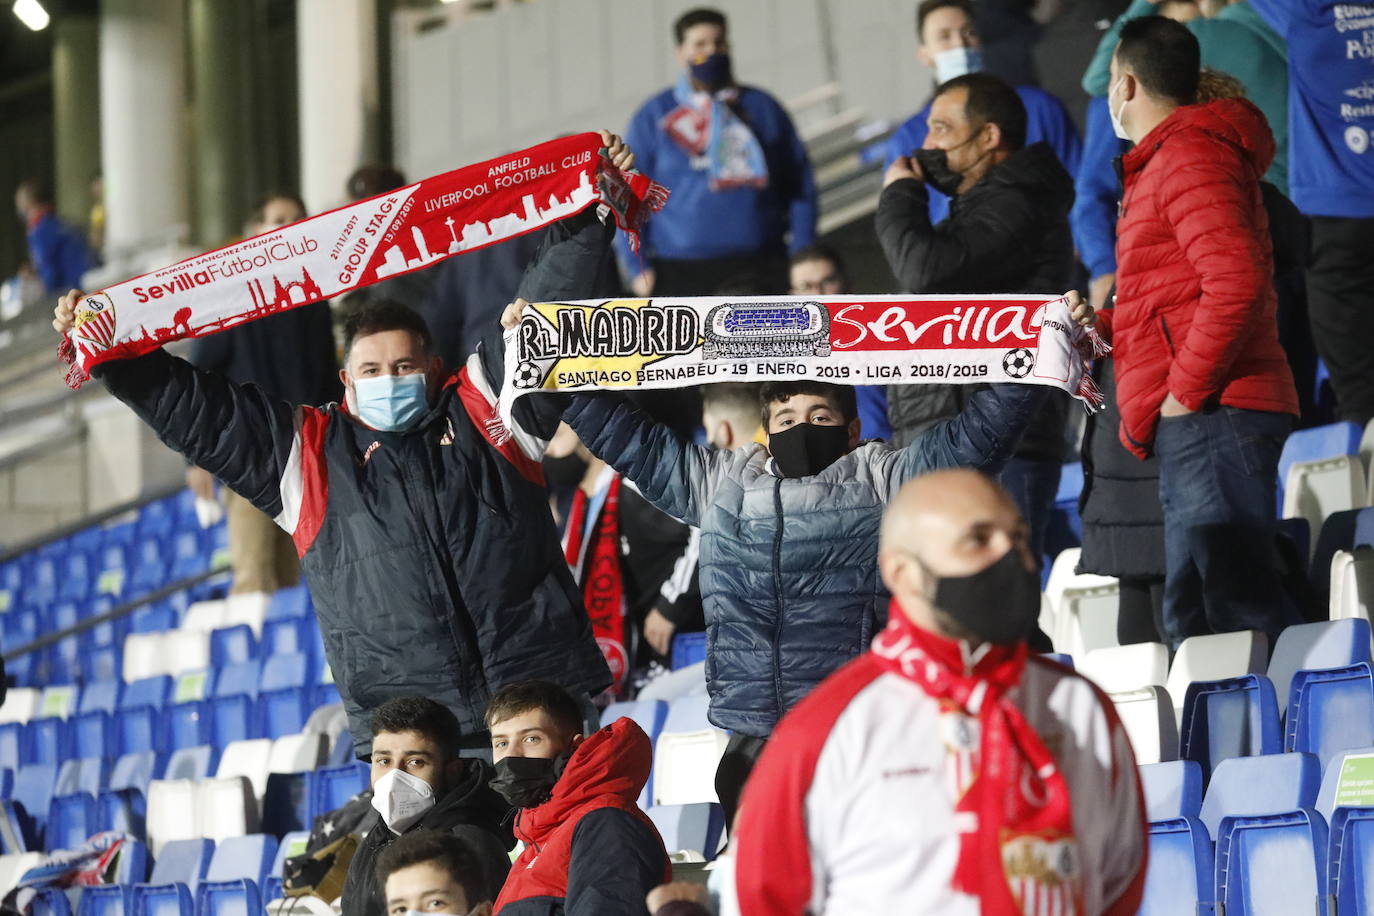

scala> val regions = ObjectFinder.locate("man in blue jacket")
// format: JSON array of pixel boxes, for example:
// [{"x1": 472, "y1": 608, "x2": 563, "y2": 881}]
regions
[
  {"x1": 16, "y1": 178, "x2": 91, "y2": 297},
  {"x1": 886, "y1": 0, "x2": 1082, "y2": 226},
  {"x1": 616, "y1": 7, "x2": 817, "y2": 297},
  {"x1": 1250, "y1": 0, "x2": 1374, "y2": 427},
  {"x1": 505, "y1": 292, "x2": 1096, "y2": 826}
]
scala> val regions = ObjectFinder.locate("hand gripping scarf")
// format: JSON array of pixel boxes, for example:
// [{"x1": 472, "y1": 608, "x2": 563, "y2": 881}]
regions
[
  {"x1": 661, "y1": 74, "x2": 769, "y2": 190},
  {"x1": 872, "y1": 608, "x2": 1082, "y2": 916},
  {"x1": 499, "y1": 293, "x2": 1108, "y2": 423},
  {"x1": 58, "y1": 133, "x2": 668, "y2": 388}
]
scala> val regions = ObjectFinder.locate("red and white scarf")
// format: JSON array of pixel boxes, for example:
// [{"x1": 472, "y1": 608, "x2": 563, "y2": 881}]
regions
[
  {"x1": 561, "y1": 468, "x2": 631, "y2": 695},
  {"x1": 58, "y1": 133, "x2": 668, "y2": 388},
  {"x1": 872, "y1": 607, "x2": 1081, "y2": 916}
]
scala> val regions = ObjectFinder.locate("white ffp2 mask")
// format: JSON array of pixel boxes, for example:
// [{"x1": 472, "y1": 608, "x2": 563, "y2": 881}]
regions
[{"x1": 371, "y1": 768, "x2": 435, "y2": 834}]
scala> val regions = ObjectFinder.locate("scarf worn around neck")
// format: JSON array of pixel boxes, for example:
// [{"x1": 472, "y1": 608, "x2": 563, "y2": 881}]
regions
[
  {"x1": 661, "y1": 74, "x2": 769, "y2": 190},
  {"x1": 871, "y1": 604, "x2": 1082, "y2": 916}
]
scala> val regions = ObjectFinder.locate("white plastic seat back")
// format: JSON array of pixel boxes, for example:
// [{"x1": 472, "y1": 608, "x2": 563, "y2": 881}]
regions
[
  {"x1": 1332, "y1": 548, "x2": 1374, "y2": 622},
  {"x1": 146, "y1": 778, "x2": 200, "y2": 855},
  {"x1": 180, "y1": 600, "x2": 227, "y2": 634},
  {"x1": 0, "y1": 689, "x2": 41, "y2": 724},
  {"x1": 1165, "y1": 630, "x2": 1268, "y2": 724},
  {"x1": 165, "y1": 631, "x2": 211, "y2": 677},
  {"x1": 223, "y1": 592, "x2": 270, "y2": 636},
  {"x1": 217, "y1": 738, "x2": 273, "y2": 802},
  {"x1": 653, "y1": 729, "x2": 729, "y2": 807},
  {"x1": 0, "y1": 852, "x2": 44, "y2": 895},
  {"x1": 1081, "y1": 643, "x2": 1170, "y2": 694},
  {"x1": 302, "y1": 704, "x2": 346, "y2": 736},
  {"x1": 268, "y1": 733, "x2": 328, "y2": 775},
  {"x1": 1360, "y1": 417, "x2": 1374, "y2": 500},
  {"x1": 1043, "y1": 548, "x2": 1084, "y2": 615},
  {"x1": 1055, "y1": 582, "x2": 1121, "y2": 657},
  {"x1": 122, "y1": 632, "x2": 171, "y2": 682},
  {"x1": 197, "y1": 776, "x2": 258, "y2": 841},
  {"x1": 1283, "y1": 456, "x2": 1369, "y2": 554},
  {"x1": 1111, "y1": 686, "x2": 1178, "y2": 764}
]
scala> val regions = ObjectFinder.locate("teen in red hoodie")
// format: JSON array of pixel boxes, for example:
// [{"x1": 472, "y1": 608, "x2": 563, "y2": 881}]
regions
[
  {"x1": 486, "y1": 680, "x2": 671, "y2": 916},
  {"x1": 1098, "y1": 16, "x2": 1300, "y2": 648}
]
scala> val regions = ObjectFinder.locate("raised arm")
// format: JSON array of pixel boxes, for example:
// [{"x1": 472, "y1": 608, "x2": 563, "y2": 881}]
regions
[{"x1": 561, "y1": 393, "x2": 729, "y2": 529}]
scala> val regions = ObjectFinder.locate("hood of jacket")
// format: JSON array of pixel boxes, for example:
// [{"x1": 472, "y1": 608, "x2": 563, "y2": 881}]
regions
[
  {"x1": 1124, "y1": 98, "x2": 1275, "y2": 183},
  {"x1": 515, "y1": 717, "x2": 651, "y2": 848},
  {"x1": 967, "y1": 141, "x2": 1075, "y2": 216}
]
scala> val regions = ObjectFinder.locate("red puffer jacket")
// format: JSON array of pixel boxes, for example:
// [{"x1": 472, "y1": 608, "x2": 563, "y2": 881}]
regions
[
  {"x1": 494, "y1": 717, "x2": 671, "y2": 915},
  {"x1": 1097, "y1": 98, "x2": 1297, "y2": 459}
]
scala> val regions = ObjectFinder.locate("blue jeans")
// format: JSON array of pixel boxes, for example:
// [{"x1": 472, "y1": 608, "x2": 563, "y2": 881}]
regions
[
  {"x1": 999, "y1": 456, "x2": 1063, "y2": 564},
  {"x1": 1155, "y1": 406, "x2": 1299, "y2": 648}
]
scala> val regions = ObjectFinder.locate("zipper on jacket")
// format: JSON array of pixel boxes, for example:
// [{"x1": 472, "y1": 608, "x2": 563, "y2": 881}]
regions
[
  {"x1": 1160, "y1": 316, "x2": 1176, "y2": 355},
  {"x1": 770, "y1": 479, "x2": 787, "y2": 721}
]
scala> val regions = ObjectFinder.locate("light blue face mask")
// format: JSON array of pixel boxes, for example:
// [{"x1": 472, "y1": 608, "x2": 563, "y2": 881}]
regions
[
  {"x1": 934, "y1": 46, "x2": 984, "y2": 83},
  {"x1": 352, "y1": 372, "x2": 428, "y2": 432}
]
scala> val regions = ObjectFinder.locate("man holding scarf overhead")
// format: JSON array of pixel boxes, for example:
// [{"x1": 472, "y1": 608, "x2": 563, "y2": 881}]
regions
[
  {"x1": 616, "y1": 7, "x2": 818, "y2": 298},
  {"x1": 52, "y1": 134, "x2": 642, "y2": 761},
  {"x1": 735, "y1": 469, "x2": 1147, "y2": 916}
]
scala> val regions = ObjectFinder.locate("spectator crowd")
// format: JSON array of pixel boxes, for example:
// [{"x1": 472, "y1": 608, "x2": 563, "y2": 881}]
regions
[{"x1": 25, "y1": 0, "x2": 1374, "y2": 912}]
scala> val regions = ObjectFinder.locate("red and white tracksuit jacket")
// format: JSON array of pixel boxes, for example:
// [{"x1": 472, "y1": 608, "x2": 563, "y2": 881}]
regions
[{"x1": 734, "y1": 651, "x2": 1148, "y2": 915}]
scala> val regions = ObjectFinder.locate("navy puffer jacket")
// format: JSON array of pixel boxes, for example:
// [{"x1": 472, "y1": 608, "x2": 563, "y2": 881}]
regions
[{"x1": 564, "y1": 384, "x2": 1044, "y2": 737}]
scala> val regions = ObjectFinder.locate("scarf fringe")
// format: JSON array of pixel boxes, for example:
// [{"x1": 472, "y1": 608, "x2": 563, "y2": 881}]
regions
[{"x1": 58, "y1": 336, "x2": 89, "y2": 390}]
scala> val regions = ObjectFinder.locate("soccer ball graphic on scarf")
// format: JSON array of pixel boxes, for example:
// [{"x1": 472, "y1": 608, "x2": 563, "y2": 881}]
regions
[
  {"x1": 513, "y1": 361, "x2": 544, "y2": 389},
  {"x1": 1002, "y1": 348, "x2": 1036, "y2": 379}
]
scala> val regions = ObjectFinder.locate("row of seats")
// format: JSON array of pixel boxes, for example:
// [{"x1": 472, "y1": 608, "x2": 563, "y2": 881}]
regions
[{"x1": 1138, "y1": 748, "x2": 1374, "y2": 915}]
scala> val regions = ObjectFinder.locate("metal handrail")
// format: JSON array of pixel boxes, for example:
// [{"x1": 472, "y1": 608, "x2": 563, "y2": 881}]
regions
[
  {"x1": 0, "y1": 482, "x2": 184, "y2": 565},
  {"x1": 1, "y1": 567, "x2": 224, "y2": 661}
]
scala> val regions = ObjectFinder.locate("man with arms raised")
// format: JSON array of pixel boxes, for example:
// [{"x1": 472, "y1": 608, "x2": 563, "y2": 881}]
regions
[
  {"x1": 52, "y1": 133, "x2": 637, "y2": 758},
  {"x1": 735, "y1": 469, "x2": 1147, "y2": 914}
]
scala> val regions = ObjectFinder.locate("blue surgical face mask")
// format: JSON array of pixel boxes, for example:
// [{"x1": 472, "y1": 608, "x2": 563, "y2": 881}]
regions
[
  {"x1": 352, "y1": 372, "x2": 428, "y2": 432},
  {"x1": 934, "y1": 46, "x2": 983, "y2": 83}
]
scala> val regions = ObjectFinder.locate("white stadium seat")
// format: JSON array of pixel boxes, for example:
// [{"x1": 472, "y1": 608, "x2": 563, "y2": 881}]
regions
[
  {"x1": 1331, "y1": 548, "x2": 1374, "y2": 622},
  {"x1": 653, "y1": 729, "x2": 730, "y2": 807},
  {"x1": 1080, "y1": 642, "x2": 1170, "y2": 695},
  {"x1": 0, "y1": 688, "x2": 41, "y2": 724},
  {"x1": 1284, "y1": 456, "x2": 1369, "y2": 555},
  {"x1": 1166, "y1": 631, "x2": 1268, "y2": 725},
  {"x1": 1111, "y1": 686, "x2": 1179, "y2": 764}
]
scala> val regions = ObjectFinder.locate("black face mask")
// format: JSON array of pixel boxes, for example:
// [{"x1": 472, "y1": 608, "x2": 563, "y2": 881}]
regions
[
  {"x1": 689, "y1": 53, "x2": 734, "y2": 92},
  {"x1": 768, "y1": 422, "x2": 851, "y2": 478},
  {"x1": 912, "y1": 148, "x2": 966, "y2": 198},
  {"x1": 542, "y1": 453, "x2": 587, "y2": 491},
  {"x1": 490, "y1": 755, "x2": 562, "y2": 809},
  {"x1": 929, "y1": 547, "x2": 1041, "y2": 645}
]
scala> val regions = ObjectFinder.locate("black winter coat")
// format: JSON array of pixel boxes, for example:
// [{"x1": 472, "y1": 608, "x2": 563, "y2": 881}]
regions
[
  {"x1": 96, "y1": 212, "x2": 614, "y2": 754},
  {"x1": 877, "y1": 142, "x2": 1077, "y2": 460},
  {"x1": 341, "y1": 759, "x2": 514, "y2": 916},
  {"x1": 188, "y1": 299, "x2": 339, "y2": 406}
]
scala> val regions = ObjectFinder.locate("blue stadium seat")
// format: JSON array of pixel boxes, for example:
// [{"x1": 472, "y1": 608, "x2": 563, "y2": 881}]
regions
[
  {"x1": 266, "y1": 586, "x2": 310, "y2": 620},
  {"x1": 1281, "y1": 422, "x2": 1363, "y2": 489},
  {"x1": 194, "y1": 883, "x2": 259, "y2": 916},
  {"x1": 213, "y1": 662, "x2": 261, "y2": 700},
  {"x1": 130, "y1": 837, "x2": 213, "y2": 916},
  {"x1": 22, "y1": 717, "x2": 72, "y2": 766},
  {"x1": 1041, "y1": 652, "x2": 1074, "y2": 668},
  {"x1": 308, "y1": 762, "x2": 368, "y2": 823},
  {"x1": 209, "y1": 627, "x2": 257, "y2": 670},
  {"x1": 1140, "y1": 760, "x2": 1204, "y2": 822},
  {"x1": 169, "y1": 530, "x2": 207, "y2": 582},
  {"x1": 258, "y1": 688, "x2": 309, "y2": 741},
  {"x1": 13, "y1": 763, "x2": 57, "y2": 847},
  {"x1": 1179, "y1": 675, "x2": 1282, "y2": 777},
  {"x1": 108, "y1": 751, "x2": 162, "y2": 797},
  {"x1": 647, "y1": 803, "x2": 724, "y2": 860},
  {"x1": 0, "y1": 767, "x2": 13, "y2": 798},
  {"x1": 162, "y1": 746, "x2": 217, "y2": 782},
  {"x1": 1286, "y1": 663, "x2": 1374, "y2": 771},
  {"x1": 137, "y1": 498, "x2": 177, "y2": 542},
  {"x1": 209, "y1": 696, "x2": 256, "y2": 749},
  {"x1": 164, "y1": 701, "x2": 210, "y2": 752},
  {"x1": 1269, "y1": 619, "x2": 1373, "y2": 711},
  {"x1": 78, "y1": 681, "x2": 123, "y2": 717},
  {"x1": 259, "y1": 619, "x2": 310, "y2": 660},
  {"x1": 77, "y1": 885, "x2": 133, "y2": 916},
  {"x1": 670, "y1": 632, "x2": 707, "y2": 671},
  {"x1": 602, "y1": 700, "x2": 668, "y2": 809},
  {"x1": 0, "y1": 723, "x2": 23, "y2": 770},
  {"x1": 24, "y1": 557, "x2": 58, "y2": 609},
  {"x1": 54, "y1": 757, "x2": 107, "y2": 798},
  {"x1": 128, "y1": 537, "x2": 171, "y2": 596},
  {"x1": 97, "y1": 788, "x2": 146, "y2": 842},
  {"x1": 47, "y1": 793, "x2": 97, "y2": 852},
  {"x1": 197, "y1": 832, "x2": 277, "y2": 894},
  {"x1": 1199, "y1": 753, "x2": 1327, "y2": 915},
  {"x1": 4, "y1": 608, "x2": 38, "y2": 646},
  {"x1": 58, "y1": 553, "x2": 93, "y2": 604},
  {"x1": 0, "y1": 799, "x2": 30, "y2": 853},
  {"x1": 70, "y1": 712, "x2": 114, "y2": 761},
  {"x1": 259, "y1": 653, "x2": 308, "y2": 692},
  {"x1": 30, "y1": 888, "x2": 74, "y2": 916},
  {"x1": 662, "y1": 694, "x2": 712, "y2": 733},
  {"x1": 1200, "y1": 753, "x2": 1322, "y2": 840},
  {"x1": 122, "y1": 675, "x2": 171, "y2": 711},
  {"x1": 128, "y1": 604, "x2": 176, "y2": 635},
  {"x1": 47, "y1": 638, "x2": 81, "y2": 686},
  {"x1": 310, "y1": 683, "x2": 341, "y2": 715},
  {"x1": 262, "y1": 831, "x2": 307, "y2": 904},
  {"x1": 78, "y1": 644, "x2": 122, "y2": 685},
  {"x1": 98, "y1": 521, "x2": 137, "y2": 549},
  {"x1": 262, "y1": 773, "x2": 310, "y2": 839}
]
